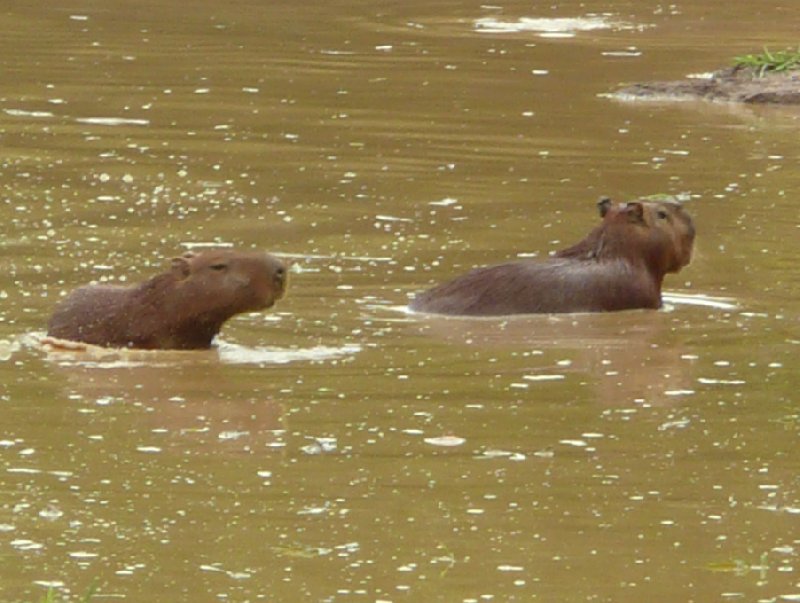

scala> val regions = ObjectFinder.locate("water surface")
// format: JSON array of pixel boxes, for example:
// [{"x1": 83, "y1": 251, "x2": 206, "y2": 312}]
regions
[{"x1": 1, "y1": 1, "x2": 798, "y2": 601}]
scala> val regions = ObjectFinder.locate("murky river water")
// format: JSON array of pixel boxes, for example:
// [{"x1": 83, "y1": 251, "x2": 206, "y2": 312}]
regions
[{"x1": 1, "y1": 1, "x2": 798, "y2": 601}]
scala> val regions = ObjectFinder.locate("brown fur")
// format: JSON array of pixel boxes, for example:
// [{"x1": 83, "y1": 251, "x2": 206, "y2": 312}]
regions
[
  {"x1": 409, "y1": 199, "x2": 695, "y2": 316},
  {"x1": 47, "y1": 249, "x2": 287, "y2": 349}
]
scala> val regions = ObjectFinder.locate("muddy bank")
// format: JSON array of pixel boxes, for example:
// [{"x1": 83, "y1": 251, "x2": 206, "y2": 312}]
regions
[{"x1": 615, "y1": 65, "x2": 800, "y2": 104}]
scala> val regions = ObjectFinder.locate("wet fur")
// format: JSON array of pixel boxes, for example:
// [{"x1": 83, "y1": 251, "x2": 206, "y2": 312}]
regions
[
  {"x1": 47, "y1": 249, "x2": 286, "y2": 349},
  {"x1": 410, "y1": 199, "x2": 694, "y2": 316}
]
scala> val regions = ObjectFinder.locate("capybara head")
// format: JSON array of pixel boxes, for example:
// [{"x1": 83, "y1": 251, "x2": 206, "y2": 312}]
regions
[
  {"x1": 169, "y1": 249, "x2": 287, "y2": 317},
  {"x1": 598, "y1": 199, "x2": 695, "y2": 275}
]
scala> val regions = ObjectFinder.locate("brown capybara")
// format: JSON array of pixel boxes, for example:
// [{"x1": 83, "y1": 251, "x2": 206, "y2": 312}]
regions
[
  {"x1": 409, "y1": 198, "x2": 695, "y2": 316},
  {"x1": 47, "y1": 249, "x2": 287, "y2": 349}
]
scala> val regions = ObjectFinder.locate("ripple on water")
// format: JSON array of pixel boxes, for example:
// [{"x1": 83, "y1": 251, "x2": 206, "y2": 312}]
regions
[
  {"x1": 30, "y1": 333, "x2": 361, "y2": 367},
  {"x1": 661, "y1": 293, "x2": 737, "y2": 310},
  {"x1": 216, "y1": 341, "x2": 361, "y2": 365},
  {"x1": 473, "y1": 15, "x2": 638, "y2": 37},
  {"x1": 74, "y1": 117, "x2": 150, "y2": 126}
]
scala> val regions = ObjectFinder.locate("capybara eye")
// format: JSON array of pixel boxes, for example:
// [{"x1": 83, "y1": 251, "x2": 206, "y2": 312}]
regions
[
  {"x1": 657, "y1": 210, "x2": 669, "y2": 219},
  {"x1": 210, "y1": 263, "x2": 228, "y2": 271}
]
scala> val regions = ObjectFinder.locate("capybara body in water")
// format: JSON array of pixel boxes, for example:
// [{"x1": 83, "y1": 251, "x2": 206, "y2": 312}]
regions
[
  {"x1": 409, "y1": 198, "x2": 695, "y2": 316},
  {"x1": 47, "y1": 249, "x2": 287, "y2": 349}
]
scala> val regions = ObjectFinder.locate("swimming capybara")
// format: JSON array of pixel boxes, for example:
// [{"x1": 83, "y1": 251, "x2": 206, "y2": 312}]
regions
[
  {"x1": 409, "y1": 198, "x2": 695, "y2": 316},
  {"x1": 47, "y1": 249, "x2": 287, "y2": 349}
]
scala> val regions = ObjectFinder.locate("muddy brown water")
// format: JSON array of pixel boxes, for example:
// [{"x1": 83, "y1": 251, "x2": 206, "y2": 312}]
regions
[{"x1": 1, "y1": 1, "x2": 798, "y2": 601}]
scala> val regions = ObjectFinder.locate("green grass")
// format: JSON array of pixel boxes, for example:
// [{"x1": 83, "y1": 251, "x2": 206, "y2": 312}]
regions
[
  {"x1": 36, "y1": 582, "x2": 97, "y2": 603},
  {"x1": 734, "y1": 46, "x2": 800, "y2": 77}
]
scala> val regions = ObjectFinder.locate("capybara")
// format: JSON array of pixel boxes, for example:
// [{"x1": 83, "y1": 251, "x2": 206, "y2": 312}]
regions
[
  {"x1": 47, "y1": 249, "x2": 287, "y2": 349},
  {"x1": 409, "y1": 198, "x2": 695, "y2": 316}
]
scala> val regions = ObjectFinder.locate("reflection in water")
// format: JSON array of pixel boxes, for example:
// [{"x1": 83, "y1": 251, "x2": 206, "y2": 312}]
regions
[{"x1": 404, "y1": 306, "x2": 698, "y2": 407}]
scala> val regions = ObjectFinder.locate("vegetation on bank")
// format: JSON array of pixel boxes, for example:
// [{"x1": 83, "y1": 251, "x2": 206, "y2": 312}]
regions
[{"x1": 734, "y1": 46, "x2": 800, "y2": 77}]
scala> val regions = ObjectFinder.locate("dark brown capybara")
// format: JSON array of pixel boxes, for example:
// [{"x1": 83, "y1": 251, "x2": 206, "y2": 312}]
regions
[
  {"x1": 409, "y1": 198, "x2": 695, "y2": 316},
  {"x1": 47, "y1": 249, "x2": 287, "y2": 350}
]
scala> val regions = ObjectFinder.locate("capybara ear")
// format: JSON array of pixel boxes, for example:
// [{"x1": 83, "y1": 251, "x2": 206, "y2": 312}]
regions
[
  {"x1": 170, "y1": 255, "x2": 193, "y2": 279},
  {"x1": 597, "y1": 196, "x2": 613, "y2": 217},
  {"x1": 624, "y1": 201, "x2": 645, "y2": 223}
]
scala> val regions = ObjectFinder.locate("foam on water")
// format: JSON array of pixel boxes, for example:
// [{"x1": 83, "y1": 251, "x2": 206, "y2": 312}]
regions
[
  {"x1": 474, "y1": 16, "x2": 628, "y2": 35},
  {"x1": 661, "y1": 293, "x2": 737, "y2": 310},
  {"x1": 216, "y1": 341, "x2": 361, "y2": 365},
  {"x1": 28, "y1": 333, "x2": 361, "y2": 367}
]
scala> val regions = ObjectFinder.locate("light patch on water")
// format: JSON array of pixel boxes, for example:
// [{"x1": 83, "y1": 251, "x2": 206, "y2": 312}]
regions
[
  {"x1": 662, "y1": 293, "x2": 737, "y2": 310},
  {"x1": 301, "y1": 437, "x2": 338, "y2": 455},
  {"x1": 274, "y1": 251, "x2": 393, "y2": 263},
  {"x1": 523, "y1": 374, "x2": 565, "y2": 382},
  {"x1": 0, "y1": 338, "x2": 21, "y2": 361},
  {"x1": 375, "y1": 214, "x2": 413, "y2": 223},
  {"x1": 559, "y1": 439, "x2": 588, "y2": 447},
  {"x1": 658, "y1": 418, "x2": 691, "y2": 431},
  {"x1": 477, "y1": 449, "x2": 527, "y2": 461},
  {"x1": 218, "y1": 431, "x2": 249, "y2": 441},
  {"x1": 474, "y1": 16, "x2": 631, "y2": 36},
  {"x1": 75, "y1": 117, "x2": 150, "y2": 126},
  {"x1": 179, "y1": 241, "x2": 234, "y2": 250},
  {"x1": 136, "y1": 446, "x2": 162, "y2": 453},
  {"x1": 602, "y1": 49, "x2": 642, "y2": 57},
  {"x1": 33, "y1": 581, "x2": 64, "y2": 591},
  {"x1": 297, "y1": 504, "x2": 331, "y2": 516},
  {"x1": 3, "y1": 108, "x2": 54, "y2": 118},
  {"x1": 424, "y1": 435, "x2": 466, "y2": 447},
  {"x1": 11, "y1": 539, "x2": 44, "y2": 551},
  {"x1": 217, "y1": 342, "x2": 361, "y2": 365},
  {"x1": 697, "y1": 378, "x2": 746, "y2": 385},
  {"x1": 429, "y1": 197, "x2": 459, "y2": 207},
  {"x1": 199, "y1": 564, "x2": 252, "y2": 580},
  {"x1": 770, "y1": 506, "x2": 800, "y2": 515},
  {"x1": 115, "y1": 563, "x2": 146, "y2": 576},
  {"x1": 38, "y1": 505, "x2": 63, "y2": 520},
  {"x1": 661, "y1": 149, "x2": 690, "y2": 156}
]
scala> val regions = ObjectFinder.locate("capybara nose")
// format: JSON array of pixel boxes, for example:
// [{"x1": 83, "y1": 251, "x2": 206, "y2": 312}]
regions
[{"x1": 273, "y1": 262, "x2": 288, "y2": 292}]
